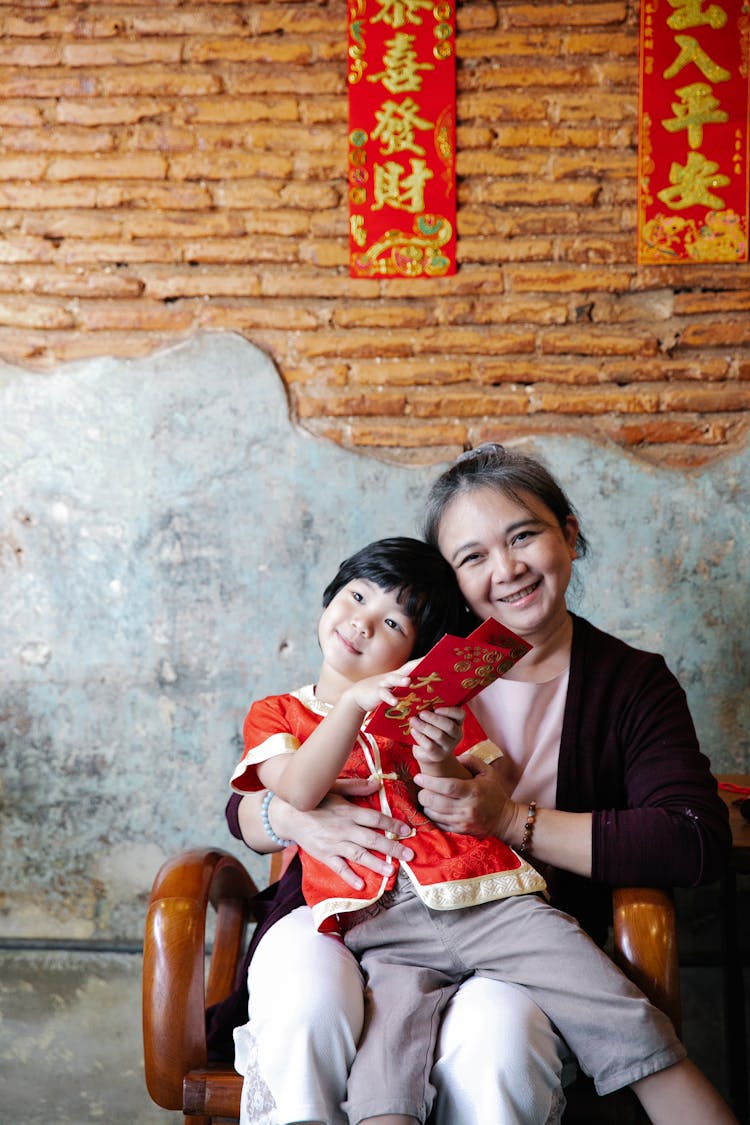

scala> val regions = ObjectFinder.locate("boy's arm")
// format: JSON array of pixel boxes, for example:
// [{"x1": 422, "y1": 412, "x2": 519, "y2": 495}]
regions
[
  {"x1": 258, "y1": 666, "x2": 412, "y2": 810},
  {"x1": 257, "y1": 693, "x2": 366, "y2": 810}
]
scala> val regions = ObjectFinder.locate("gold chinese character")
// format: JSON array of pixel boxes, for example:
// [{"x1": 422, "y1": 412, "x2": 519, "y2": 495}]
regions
[
  {"x1": 368, "y1": 32, "x2": 435, "y2": 94},
  {"x1": 666, "y1": 0, "x2": 727, "y2": 31},
  {"x1": 372, "y1": 0, "x2": 435, "y2": 28},
  {"x1": 662, "y1": 82, "x2": 728, "y2": 148},
  {"x1": 373, "y1": 158, "x2": 434, "y2": 212},
  {"x1": 664, "y1": 34, "x2": 731, "y2": 82},
  {"x1": 657, "y1": 150, "x2": 729, "y2": 209},
  {"x1": 372, "y1": 96, "x2": 434, "y2": 155},
  {"x1": 383, "y1": 691, "x2": 424, "y2": 721},
  {"x1": 410, "y1": 672, "x2": 444, "y2": 692}
]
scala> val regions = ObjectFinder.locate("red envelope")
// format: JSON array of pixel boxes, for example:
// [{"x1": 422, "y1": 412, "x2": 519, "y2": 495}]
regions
[{"x1": 365, "y1": 617, "x2": 532, "y2": 742}]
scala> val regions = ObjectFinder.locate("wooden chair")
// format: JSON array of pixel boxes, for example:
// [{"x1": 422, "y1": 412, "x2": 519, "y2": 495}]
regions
[{"x1": 143, "y1": 847, "x2": 681, "y2": 1124}]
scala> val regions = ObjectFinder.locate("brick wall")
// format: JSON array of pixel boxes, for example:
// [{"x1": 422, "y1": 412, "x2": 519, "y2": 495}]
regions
[{"x1": 0, "y1": 0, "x2": 748, "y2": 467}]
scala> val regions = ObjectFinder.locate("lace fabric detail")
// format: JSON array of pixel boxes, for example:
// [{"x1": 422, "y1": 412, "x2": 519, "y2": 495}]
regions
[
  {"x1": 239, "y1": 1026, "x2": 277, "y2": 1125},
  {"x1": 545, "y1": 1083, "x2": 567, "y2": 1124}
]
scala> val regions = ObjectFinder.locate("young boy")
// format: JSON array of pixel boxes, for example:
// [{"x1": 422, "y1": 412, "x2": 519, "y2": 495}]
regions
[{"x1": 230, "y1": 537, "x2": 736, "y2": 1125}]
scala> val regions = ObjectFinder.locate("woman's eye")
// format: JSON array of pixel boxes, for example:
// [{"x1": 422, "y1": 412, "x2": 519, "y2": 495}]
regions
[
  {"x1": 512, "y1": 529, "x2": 536, "y2": 545},
  {"x1": 459, "y1": 551, "x2": 482, "y2": 566}
]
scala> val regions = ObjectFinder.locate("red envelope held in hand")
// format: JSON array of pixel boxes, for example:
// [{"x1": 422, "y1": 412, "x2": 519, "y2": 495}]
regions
[{"x1": 365, "y1": 617, "x2": 532, "y2": 742}]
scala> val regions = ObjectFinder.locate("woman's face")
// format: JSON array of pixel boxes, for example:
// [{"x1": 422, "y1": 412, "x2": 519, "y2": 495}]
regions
[{"x1": 436, "y1": 486, "x2": 579, "y2": 646}]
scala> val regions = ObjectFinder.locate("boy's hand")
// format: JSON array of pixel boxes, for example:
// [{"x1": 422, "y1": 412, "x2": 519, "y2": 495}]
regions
[
  {"x1": 346, "y1": 659, "x2": 419, "y2": 715},
  {"x1": 410, "y1": 705, "x2": 465, "y2": 768}
]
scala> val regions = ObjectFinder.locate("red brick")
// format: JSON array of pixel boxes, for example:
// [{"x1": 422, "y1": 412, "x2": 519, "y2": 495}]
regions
[
  {"x1": 457, "y1": 237, "x2": 555, "y2": 264},
  {"x1": 182, "y1": 236, "x2": 298, "y2": 264},
  {"x1": 0, "y1": 155, "x2": 47, "y2": 180},
  {"x1": 0, "y1": 125, "x2": 115, "y2": 153},
  {"x1": 96, "y1": 182, "x2": 213, "y2": 209},
  {"x1": 680, "y1": 320, "x2": 750, "y2": 348},
  {"x1": 611, "y1": 418, "x2": 731, "y2": 445},
  {"x1": 540, "y1": 328, "x2": 659, "y2": 357},
  {"x1": 63, "y1": 40, "x2": 182, "y2": 67},
  {"x1": 0, "y1": 43, "x2": 61, "y2": 67},
  {"x1": 410, "y1": 387, "x2": 530, "y2": 418},
  {"x1": 660, "y1": 386, "x2": 750, "y2": 412},
  {"x1": 529, "y1": 385, "x2": 660, "y2": 414},
  {"x1": 332, "y1": 305, "x2": 431, "y2": 330},
  {"x1": 506, "y1": 266, "x2": 634, "y2": 293},
  {"x1": 121, "y1": 212, "x2": 245, "y2": 239},
  {"x1": 75, "y1": 298, "x2": 197, "y2": 332},
  {"x1": 0, "y1": 296, "x2": 74, "y2": 329},
  {"x1": 185, "y1": 37, "x2": 313, "y2": 65},
  {"x1": 349, "y1": 420, "x2": 467, "y2": 448},
  {"x1": 139, "y1": 265, "x2": 260, "y2": 300},
  {"x1": 0, "y1": 265, "x2": 143, "y2": 299},
  {"x1": 56, "y1": 97, "x2": 174, "y2": 126},
  {"x1": 185, "y1": 96, "x2": 299, "y2": 124},
  {"x1": 503, "y1": 3, "x2": 628, "y2": 27},
  {"x1": 199, "y1": 300, "x2": 321, "y2": 331},
  {"x1": 170, "y1": 151, "x2": 293, "y2": 180},
  {"x1": 0, "y1": 183, "x2": 98, "y2": 208},
  {"x1": 48, "y1": 153, "x2": 167, "y2": 181},
  {"x1": 92, "y1": 66, "x2": 221, "y2": 98},
  {"x1": 297, "y1": 391, "x2": 406, "y2": 418},
  {"x1": 350, "y1": 359, "x2": 474, "y2": 387}
]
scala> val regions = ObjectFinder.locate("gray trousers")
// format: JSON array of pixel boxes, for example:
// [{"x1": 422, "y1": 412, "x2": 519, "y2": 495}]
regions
[{"x1": 341, "y1": 874, "x2": 684, "y2": 1125}]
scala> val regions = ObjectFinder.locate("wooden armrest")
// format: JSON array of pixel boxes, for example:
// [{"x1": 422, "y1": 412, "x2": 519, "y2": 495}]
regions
[
  {"x1": 142, "y1": 847, "x2": 259, "y2": 1110},
  {"x1": 612, "y1": 886, "x2": 681, "y2": 1034}
]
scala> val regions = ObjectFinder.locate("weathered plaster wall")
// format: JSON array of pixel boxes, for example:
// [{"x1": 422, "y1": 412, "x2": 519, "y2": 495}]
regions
[
  {"x1": 1, "y1": 331, "x2": 748, "y2": 940},
  {"x1": 0, "y1": 332, "x2": 748, "y2": 1121}
]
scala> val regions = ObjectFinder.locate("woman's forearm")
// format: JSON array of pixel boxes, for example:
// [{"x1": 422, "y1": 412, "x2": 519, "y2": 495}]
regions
[
  {"x1": 236, "y1": 790, "x2": 308, "y2": 854},
  {"x1": 236, "y1": 791, "x2": 283, "y2": 853},
  {"x1": 506, "y1": 804, "x2": 593, "y2": 878}
]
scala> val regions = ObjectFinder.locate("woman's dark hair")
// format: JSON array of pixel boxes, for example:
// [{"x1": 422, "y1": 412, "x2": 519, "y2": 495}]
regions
[
  {"x1": 423, "y1": 442, "x2": 588, "y2": 558},
  {"x1": 322, "y1": 536, "x2": 469, "y2": 658}
]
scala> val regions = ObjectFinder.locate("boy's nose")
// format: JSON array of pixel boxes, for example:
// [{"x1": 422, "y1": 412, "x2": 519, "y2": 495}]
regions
[{"x1": 351, "y1": 614, "x2": 372, "y2": 637}]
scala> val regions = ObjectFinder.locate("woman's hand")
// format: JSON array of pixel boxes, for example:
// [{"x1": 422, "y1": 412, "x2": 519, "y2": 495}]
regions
[
  {"x1": 278, "y1": 779, "x2": 415, "y2": 891},
  {"x1": 413, "y1": 752, "x2": 520, "y2": 839}
]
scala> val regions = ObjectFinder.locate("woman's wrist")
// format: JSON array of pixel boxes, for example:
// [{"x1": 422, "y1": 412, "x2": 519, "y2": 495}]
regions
[
  {"x1": 263, "y1": 791, "x2": 295, "y2": 847},
  {"x1": 500, "y1": 799, "x2": 529, "y2": 849}
]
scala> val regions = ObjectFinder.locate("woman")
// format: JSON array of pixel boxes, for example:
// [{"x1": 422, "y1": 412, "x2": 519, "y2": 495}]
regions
[{"x1": 219, "y1": 443, "x2": 731, "y2": 1125}]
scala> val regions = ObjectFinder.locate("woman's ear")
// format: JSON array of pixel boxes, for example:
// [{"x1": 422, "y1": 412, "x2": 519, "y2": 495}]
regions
[{"x1": 563, "y1": 515, "x2": 579, "y2": 558}]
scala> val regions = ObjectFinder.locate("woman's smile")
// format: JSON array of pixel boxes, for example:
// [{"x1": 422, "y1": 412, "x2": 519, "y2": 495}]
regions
[{"x1": 498, "y1": 578, "x2": 542, "y2": 605}]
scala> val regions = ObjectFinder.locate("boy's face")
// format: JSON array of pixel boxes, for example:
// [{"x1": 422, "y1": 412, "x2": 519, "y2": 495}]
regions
[{"x1": 318, "y1": 579, "x2": 416, "y2": 683}]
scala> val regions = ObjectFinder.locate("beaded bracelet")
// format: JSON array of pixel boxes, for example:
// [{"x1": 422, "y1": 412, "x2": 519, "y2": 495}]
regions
[
  {"x1": 261, "y1": 790, "x2": 293, "y2": 848},
  {"x1": 519, "y1": 800, "x2": 538, "y2": 854}
]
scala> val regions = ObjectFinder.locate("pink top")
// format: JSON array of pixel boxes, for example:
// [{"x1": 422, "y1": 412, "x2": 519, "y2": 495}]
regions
[{"x1": 469, "y1": 669, "x2": 569, "y2": 809}]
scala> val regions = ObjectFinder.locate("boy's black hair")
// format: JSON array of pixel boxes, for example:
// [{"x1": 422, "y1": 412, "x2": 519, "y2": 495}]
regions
[{"x1": 322, "y1": 536, "x2": 470, "y2": 659}]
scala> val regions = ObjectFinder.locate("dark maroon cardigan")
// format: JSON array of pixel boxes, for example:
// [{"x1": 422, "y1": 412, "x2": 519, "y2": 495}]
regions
[{"x1": 207, "y1": 614, "x2": 730, "y2": 1057}]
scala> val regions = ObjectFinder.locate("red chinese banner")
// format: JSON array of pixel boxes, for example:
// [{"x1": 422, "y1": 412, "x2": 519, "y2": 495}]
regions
[
  {"x1": 638, "y1": 0, "x2": 750, "y2": 263},
  {"x1": 347, "y1": 0, "x2": 456, "y2": 278}
]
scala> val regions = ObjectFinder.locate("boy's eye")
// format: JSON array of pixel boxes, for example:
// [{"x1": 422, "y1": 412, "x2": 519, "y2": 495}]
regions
[
  {"x1": 385, "y1": 618, "x2": 403, "y2": 633},
  {"x1": 352, "y1": 590, "x2": 364, "y2": 602}
]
